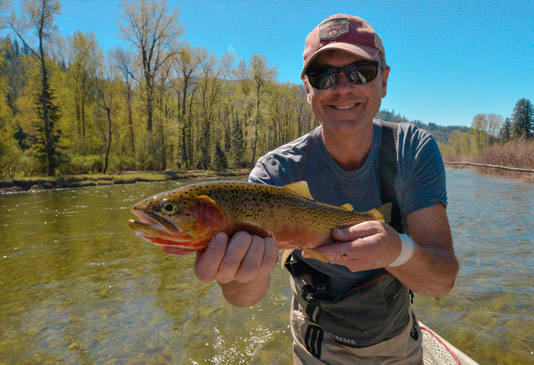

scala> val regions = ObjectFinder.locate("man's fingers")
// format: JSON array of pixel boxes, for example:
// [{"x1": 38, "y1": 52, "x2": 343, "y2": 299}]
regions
[
  {"x1": 215, "y1": 231, "x2": 253, "y2": 283},
  {"x1": 194, "y1": 232, "x2": 228, "y2": 282},
  {"x1": 315, "y1": 241, "x2": 359, "y2": 261},
  {"x1": 259, "y1": 237, "x2": 279, "y2": 275},
  {"x1": 332, "y1": 221, "x2": 380, "y2": 241},
  {"x1": 234, "y1": 235, "x2": 265, "y2": 282}
]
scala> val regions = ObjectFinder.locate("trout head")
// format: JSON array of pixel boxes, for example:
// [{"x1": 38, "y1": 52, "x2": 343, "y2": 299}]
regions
[{"x1": 128, "y1": 190, "x2": 228, "y2": 252}]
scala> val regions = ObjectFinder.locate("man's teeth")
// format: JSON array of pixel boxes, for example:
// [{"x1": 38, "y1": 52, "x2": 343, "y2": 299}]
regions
[{"x1": 333, "y1": 103, "x2": 357, "y2": 110}]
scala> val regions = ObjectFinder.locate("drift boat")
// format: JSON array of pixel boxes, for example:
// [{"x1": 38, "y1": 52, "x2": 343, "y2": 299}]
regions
[{"x1": 421, "y1": 323, "x2": 478, "y2": 364}]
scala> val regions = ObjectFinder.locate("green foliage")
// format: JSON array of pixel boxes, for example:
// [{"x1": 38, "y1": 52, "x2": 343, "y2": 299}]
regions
[
  {"x1": 512, "y1": 98, "x2": 533, "y2": 139},
  {"x1": 230, "y1": 117, "x2": 245, "y2": 168},
  {"x1": 212, "y1": 140, "x2": 228, "y2": 171},
  {"x1": 499, "y1": 118, "x2": 513, "y2": 143},
  {"x1": 59, "y1": 155, "x2": 103, "y2": 175},
  {"x1": 0, "y1": 137, "x2": 22, "y2": 177}
]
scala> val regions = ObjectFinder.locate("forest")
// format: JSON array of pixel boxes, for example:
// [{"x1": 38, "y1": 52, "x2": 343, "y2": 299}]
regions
[{"x1": 0, "y1": 0, "x2": 532, "y2": 178}]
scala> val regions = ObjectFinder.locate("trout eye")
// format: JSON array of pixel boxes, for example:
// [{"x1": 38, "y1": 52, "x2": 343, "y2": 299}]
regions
[{"x1": 160, "y1": 199, "x2": 179, "y2": 215}]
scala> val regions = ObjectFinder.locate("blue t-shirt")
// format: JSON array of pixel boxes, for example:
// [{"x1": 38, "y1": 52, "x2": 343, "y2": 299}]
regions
[{"x1": 249, "y1": 120, "x2": 447, "y2": 296}]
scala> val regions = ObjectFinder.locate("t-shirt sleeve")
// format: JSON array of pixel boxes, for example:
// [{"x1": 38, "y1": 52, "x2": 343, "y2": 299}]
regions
[
  {"x1": 249, "y1": 161, "x2": 273, "y2": 185},
  {"x1": 398, "y1": 126, "x2": 447, "y2": 216}
]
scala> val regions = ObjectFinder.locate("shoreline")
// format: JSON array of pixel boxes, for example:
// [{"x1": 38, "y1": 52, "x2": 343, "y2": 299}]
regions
[
  {"x1": 2, "y1": 162, "x2": 532, "y2": 194},
  {"x1": 0, "y1": 170, "x2": 250, "y2": 194},
  {"x1": 444, "y1": 161, "x2": 534, "y2": 183}
]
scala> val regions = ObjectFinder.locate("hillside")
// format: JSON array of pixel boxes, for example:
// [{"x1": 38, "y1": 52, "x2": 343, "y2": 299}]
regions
[{"x1": 376, "y1": 110, "x2": 470, "y2": 144}]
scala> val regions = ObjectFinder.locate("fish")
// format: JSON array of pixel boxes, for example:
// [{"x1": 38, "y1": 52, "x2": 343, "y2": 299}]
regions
[{"x1": 128, "y1": 181, "x2": 391, "y2": 262}]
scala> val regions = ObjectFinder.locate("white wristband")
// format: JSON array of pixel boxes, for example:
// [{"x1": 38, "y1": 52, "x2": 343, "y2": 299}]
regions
[{"x1": 388, "y1": 234, "x2": 415, "y2": 267}]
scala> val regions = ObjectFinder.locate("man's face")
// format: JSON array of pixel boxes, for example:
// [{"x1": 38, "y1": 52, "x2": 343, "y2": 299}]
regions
[{"x1": 304, "y1": 50, "x2": 390, "y2": 137}]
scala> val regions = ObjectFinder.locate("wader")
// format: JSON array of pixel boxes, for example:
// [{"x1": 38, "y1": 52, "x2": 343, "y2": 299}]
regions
[{"x1": 285, "y1": 122, "x2": 423, "y2": 364}]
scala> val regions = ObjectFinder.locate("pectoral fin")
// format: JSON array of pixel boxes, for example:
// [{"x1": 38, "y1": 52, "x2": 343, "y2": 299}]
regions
[
  {"x1": 302, "y1": 248, "x2": 328, "y2": 263},
  {"x1": 280, "y1": 249, "x2": 294, "y2": 268}
]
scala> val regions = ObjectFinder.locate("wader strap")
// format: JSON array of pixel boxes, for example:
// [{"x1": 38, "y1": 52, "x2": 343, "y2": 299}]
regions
[{"x1": 379, "y1": 122, "x2": 402, "y2": 232}]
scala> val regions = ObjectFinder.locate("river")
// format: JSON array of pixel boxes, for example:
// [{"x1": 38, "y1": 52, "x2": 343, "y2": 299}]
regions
[{"x1": 0, "y1": 168, "x2": 533, "y2": 364}]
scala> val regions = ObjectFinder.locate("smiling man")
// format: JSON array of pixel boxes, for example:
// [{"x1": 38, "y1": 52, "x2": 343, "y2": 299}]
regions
[{"x1": 191, "y1": 14, "x2": 459, "y2": 364}]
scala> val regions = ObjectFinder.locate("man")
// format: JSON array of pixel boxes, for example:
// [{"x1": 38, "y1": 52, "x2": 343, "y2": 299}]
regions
[{"x1": 192, "y1": 14, "x2": 458, "y2": 363}]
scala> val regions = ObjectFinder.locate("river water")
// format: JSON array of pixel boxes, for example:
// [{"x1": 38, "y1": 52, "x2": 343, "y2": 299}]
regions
[{"x1": 0, "y1": 169, "x2": 532, "y2": 364}]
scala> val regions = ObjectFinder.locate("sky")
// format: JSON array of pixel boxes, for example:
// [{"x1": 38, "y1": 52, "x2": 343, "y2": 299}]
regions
[{"x1": 8, "y1": 0, "x2": 534, "y2": 127}]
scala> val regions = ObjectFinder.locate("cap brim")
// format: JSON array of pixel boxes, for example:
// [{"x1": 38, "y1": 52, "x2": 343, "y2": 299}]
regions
[{"x1": 301, "y1": 43, "x2": 380, "y2": 79}]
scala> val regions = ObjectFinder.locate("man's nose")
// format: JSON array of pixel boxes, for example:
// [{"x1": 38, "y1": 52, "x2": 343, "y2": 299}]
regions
[{"x1": 332, "y1": 71, "x2": 353, "y2": 92}]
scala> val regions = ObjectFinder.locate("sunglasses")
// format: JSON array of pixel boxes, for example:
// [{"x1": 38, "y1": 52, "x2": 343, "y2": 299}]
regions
[{"x1": 306, "y1": 61, "x2": 382, "y2": 90}]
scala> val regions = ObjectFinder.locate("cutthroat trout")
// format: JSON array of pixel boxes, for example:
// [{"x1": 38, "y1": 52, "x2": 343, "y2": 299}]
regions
[{"x1": 128, "y1": 181, "x2": 391, "y2": 261}]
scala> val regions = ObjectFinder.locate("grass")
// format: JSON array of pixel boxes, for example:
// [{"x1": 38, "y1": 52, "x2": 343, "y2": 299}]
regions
[{"x1": 0, "y1": 169, "x2": 250, "y2": 193}]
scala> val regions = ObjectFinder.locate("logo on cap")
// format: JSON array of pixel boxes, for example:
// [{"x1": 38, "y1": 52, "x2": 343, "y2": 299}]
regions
[{"x1": 319, "y1": 18, "x2": 349, "y2": 40}]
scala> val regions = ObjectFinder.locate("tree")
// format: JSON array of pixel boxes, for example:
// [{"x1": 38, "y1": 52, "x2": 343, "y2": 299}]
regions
[
  {"x1": 511, "y1": 98, "x2": 533, "y2": 139},
  {"x1": 486, "y1": 113, "x2": 502, "y2": 145},
  {"x1": 118, "y1": 0, "x2": 183, "y2": 133},
  {"x1": 95, "y1": 55, "x2": 119, "y2": 174},
  {"x1": 67, "y1": 30, "x2": 101, "y2": 149},
  {"x1": 112, "y1": 46, "x2": 136, "y2": 155},
  {"x1": 173, "y1": 43, "x2": 200, "y2": 169},
  {"x1": 230, "y1": 116, "x2": 244, "y2": 167},
  {"x1": 212, "y1": 140, "x2": 228, "y2": 170},
  {"x1": 499, "y1": 117, "x2": 513, "y2": 143},
  {"x1": 196, "y1": 49, "x2": 233, "y2": 169},
  {"x1": 249, "y1": 54, "x2": 277, "y2": 166},
  {"x1": 471, "y1": 113, "x2": 487, "y2": 152},
  {"x1": 8, "y1": 0, "x2": 63, "y2": 175}
]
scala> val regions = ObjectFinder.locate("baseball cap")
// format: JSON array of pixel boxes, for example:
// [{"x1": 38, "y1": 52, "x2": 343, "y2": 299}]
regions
[{"x1": 301, "y1": 14, "x2": 385, "y2": 79}]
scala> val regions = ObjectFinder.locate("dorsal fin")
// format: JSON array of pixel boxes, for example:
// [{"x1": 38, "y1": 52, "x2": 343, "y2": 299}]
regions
[
  {"x1": 284, "y1": 181, "x2": 314, "y2": 200},
  {"x1": 341, "y1": 203, "x2": 354, "y2": 211}
]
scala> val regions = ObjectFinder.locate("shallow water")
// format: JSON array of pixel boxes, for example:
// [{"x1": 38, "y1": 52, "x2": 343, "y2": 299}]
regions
[{"x1": 0, "y1": 169, "x2": 533, "y2": 363}]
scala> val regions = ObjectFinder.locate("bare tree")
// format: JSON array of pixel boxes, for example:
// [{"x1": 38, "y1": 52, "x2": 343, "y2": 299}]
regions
[
  {"x1": 112, "y1": 46, "x2": 136, "y2": 154},
  {"x1": 173, "y1": 43, "x2": 201, "y2": 168},
  {"x1": 197, "y1": 49, "x2": 234, "y2": 169},
  {"x1": 118, "y1": 0, "x2": 183, "y2": 133},
  {"x1": 67, "y1": 30, "x2": 102, "y2": 147},
  {"x1": 249, "y1": 54, "x2": 277, "y2": 166}
]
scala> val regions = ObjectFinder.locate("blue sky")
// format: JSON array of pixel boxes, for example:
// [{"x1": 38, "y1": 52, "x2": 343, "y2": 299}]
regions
[{"x1": 11, "y1": 0, "x2": 534, "y2": 127}]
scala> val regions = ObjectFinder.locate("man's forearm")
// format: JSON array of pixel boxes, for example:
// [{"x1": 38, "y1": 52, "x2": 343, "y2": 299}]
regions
[{"x1": 387, "y1": 243, "x2": 458, "y2": 298}]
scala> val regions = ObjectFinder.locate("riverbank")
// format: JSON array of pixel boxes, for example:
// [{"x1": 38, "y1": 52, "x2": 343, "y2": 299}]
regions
[
  {"x1": 0, "y1": 169, "x2": 250, "y2": 194},
  {"x1": 444, "y1": 160, "x2": 534, "y2": 183},
  {"x1": 444, "y1": 139, "x2": 534, "y2": 183}
]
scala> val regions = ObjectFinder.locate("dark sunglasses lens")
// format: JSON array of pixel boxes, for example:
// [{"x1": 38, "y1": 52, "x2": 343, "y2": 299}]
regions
[
  {"x1": 345, "y1": 64, "x2": 378, "y2": 85},
  {"x1": 308, "y1": 68, "x2": 338, "y2": 89}
]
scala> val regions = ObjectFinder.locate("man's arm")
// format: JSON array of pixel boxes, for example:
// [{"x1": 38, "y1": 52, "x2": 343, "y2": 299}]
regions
[
  {"x1": 305, "y1": 204, "x2": 458, "y2": 298},
  {"x1": 387, "y1": 204, "x2": 458, "y2": 297},
  {"x1": 193, "y1": 231, "x2": 279, "y2": 307}
]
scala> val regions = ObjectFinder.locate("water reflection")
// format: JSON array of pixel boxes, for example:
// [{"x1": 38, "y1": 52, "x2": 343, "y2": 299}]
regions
[{"x1": 0, "y1": 172, "x2": 533, "y2": 363}]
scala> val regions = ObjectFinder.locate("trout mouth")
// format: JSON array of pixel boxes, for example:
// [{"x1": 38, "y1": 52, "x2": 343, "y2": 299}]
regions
[{"x1": 128, "y1": 208, "x2": 193, "y2": 246}]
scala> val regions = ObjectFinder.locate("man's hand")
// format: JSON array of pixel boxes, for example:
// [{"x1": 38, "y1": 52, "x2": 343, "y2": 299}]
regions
[
  {"x1": 163, "y1": 231, "x2": 278, "y2": 307},
  {"x1": 302, "y1": 221, "x2": 402, "y2": 272},
  {"x1": 304, "y1": 205, "x2": 458, "y2": 298},
  {"x1": 193, "y1": 231, "x2": 278, "y2": 284}
]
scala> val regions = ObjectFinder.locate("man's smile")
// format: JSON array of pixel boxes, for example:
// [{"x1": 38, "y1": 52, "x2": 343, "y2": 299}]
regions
[{"x1": 330, "y1": 103, "x2": 360, "y2": 110}]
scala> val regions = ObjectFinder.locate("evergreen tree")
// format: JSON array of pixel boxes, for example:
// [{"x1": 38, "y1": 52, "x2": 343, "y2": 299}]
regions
[
  {"x1": 230, "y1": 117, "x2": 245, "y2": 167},
  {"x1": 212, "y1": 140, "x2": 228, "y2": 171},
  {"x1": 499, "y1": 117, "x2": 513, "y2": 143},
  {"x1": 512, "y1": 98, "x2": 533, "y2": 139},
  {"x1": 29, "y1": 85, "x2": 65, "y2": 172}
]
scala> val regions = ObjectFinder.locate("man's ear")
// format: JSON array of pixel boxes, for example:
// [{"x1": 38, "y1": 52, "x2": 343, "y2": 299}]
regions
[
  {"x1": 381, "y1": 66, "x2": 391, "y2": 98},
  {"x1": 303, "y1": 79, "x2": 312, "y2": 105}
]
